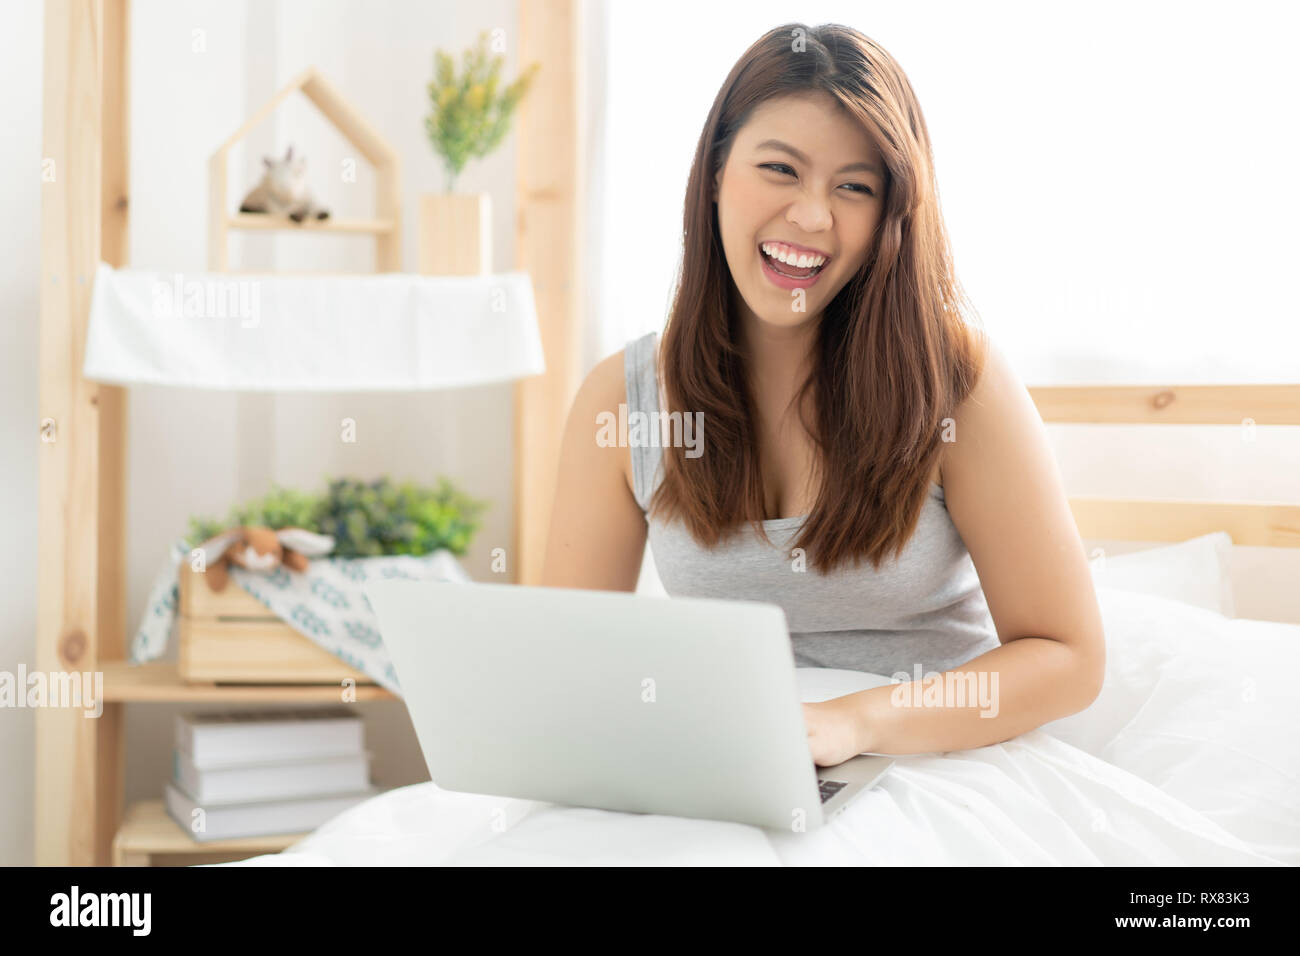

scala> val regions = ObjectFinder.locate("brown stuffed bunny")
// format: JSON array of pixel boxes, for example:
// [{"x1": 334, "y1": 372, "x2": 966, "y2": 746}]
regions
[{"x1": 195, "y1": 526, "x2": 335, "y2": 593}]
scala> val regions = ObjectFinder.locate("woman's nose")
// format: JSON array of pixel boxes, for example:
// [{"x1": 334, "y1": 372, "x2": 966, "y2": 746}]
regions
[{"x1": 786, "y1": 195, "x2": 833, "y2": 233}]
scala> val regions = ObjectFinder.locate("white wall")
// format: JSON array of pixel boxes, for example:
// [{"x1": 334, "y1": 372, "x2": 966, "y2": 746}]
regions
[
  {"x1": 1, "y1": 0, "x2": 524, "y2": 865},
  {"x1": 595, "y1": 0, "x2": 1300, "y2": 379},
  {"x1": 0, "y1": 0, "x2": 46, "y2": 870}
]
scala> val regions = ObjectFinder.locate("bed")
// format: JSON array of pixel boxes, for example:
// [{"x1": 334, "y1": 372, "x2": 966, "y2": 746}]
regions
[
  {"x1": 210, "y1": 383, "x2": 1300, "y2": 867},
  {"x1": 218, "y1": 535, "x2": 1300, "y2": 866},
  {"x1": 57, "y1": 303, "x2": 1298, "y2": 869}
]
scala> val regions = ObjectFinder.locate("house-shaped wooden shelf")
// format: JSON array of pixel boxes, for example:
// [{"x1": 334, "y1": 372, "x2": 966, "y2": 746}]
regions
[{"x1": 208, "y1": 66, "x2": 402, "y2": 272}]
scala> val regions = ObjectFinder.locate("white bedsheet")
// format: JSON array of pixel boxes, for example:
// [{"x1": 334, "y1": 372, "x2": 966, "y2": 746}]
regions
[{"x1": 219, "y1": 587, "x2": 1298, "y2": 866}]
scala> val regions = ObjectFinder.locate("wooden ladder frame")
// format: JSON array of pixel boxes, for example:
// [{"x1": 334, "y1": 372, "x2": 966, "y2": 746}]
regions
[
  {"x1": 35, "y1": 0, "x2": 585, "y2": 865},
  {"x1": 37, "y1": 0, "x2": 130, "y2": 866}
]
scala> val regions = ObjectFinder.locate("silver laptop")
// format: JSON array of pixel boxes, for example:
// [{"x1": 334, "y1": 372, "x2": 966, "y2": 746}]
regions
[{"x1": 362, "y1": 579, "x2": 894, "y2": 831}]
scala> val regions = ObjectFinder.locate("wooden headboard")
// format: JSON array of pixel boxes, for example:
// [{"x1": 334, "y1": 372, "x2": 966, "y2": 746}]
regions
[{"x1": 1027, "y1": 384, "x2": 1300, "y2": 548}]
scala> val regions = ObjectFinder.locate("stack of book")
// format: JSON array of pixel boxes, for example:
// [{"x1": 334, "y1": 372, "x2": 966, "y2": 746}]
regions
[{"x1": 165, "y1": 708, "x2": 379, "y2": 843}]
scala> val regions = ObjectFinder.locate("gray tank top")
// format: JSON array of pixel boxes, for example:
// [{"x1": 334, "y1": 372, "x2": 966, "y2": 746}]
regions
[{"x1": 625, "y1": 331, "x2": 1002, "y2": 677}]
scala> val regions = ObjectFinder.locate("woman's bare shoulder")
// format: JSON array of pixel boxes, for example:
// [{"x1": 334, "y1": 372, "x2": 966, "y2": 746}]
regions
[
  {"x1": 581, "y1": 348, "x2": 629, "y2": 403},
  {"x1": 567, "y1": 348, "x2": 634, "y2": 491}
]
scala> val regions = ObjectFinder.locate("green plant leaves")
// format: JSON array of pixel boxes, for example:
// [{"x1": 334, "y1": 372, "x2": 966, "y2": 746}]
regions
[
  {"x1": 183, "y1": 476, "x2": 488, "y2": 559},
  {"x1": 426, "y1": 30, "x2": 541, "y2": 191}
]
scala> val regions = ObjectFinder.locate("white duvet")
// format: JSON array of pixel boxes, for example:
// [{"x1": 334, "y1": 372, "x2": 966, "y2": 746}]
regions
[{"x1": 222, "y1": 587, "x2": 1298, "y2": 866}]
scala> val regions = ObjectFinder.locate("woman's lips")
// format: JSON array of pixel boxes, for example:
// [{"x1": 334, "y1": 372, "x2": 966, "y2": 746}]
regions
[{"x1": 758, "y1": 246, "x2": 828, "y2": 290}]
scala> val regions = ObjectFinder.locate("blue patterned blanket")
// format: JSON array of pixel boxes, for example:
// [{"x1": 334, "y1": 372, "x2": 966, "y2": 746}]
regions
[{"x1": 130, "y1": 540, "x2": 469, "y2": 695}]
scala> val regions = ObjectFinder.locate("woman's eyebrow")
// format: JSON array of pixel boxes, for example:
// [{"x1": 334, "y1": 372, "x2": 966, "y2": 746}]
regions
[{"x1": 754, "y1": 138, "x2": 881, "y2": 176}]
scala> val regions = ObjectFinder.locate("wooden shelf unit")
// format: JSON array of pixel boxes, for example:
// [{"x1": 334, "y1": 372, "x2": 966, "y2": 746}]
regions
[
  {"x1": 207, "y1": 66, "x2": 402, "y2": 272},
  {"x1": 227, "y1": 212, "x2": 395, "y2": 234},
  {"x1": 112, "y1": 800, "x2": 307, "y2": 867},
  {"x1": 101, "y1": 660, "x2": 396, "y2": 703},
  {"x1": 36, "y1": 1, "x2": 418, "y2": 867}
]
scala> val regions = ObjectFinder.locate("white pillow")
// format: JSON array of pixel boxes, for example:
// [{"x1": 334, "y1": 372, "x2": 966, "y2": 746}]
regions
[
  {"x1": 1087, "y1": 530, "x2": 1235, "y2": 617},
  {"x1": 1041, "y1": 586, "x2": 1300, "y2": 863}
]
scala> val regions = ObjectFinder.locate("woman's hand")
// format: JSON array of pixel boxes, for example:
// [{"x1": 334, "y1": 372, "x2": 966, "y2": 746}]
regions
[{"x1": 802, "y1": 695, "x2": 870, "y2": 767}]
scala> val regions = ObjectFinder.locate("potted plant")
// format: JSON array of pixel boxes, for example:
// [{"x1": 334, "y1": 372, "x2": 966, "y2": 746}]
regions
[
  {"x1": 420, "y1": 30, "x2": 540, "y2": 275},
  {"x1": 186, "y1": 475, "x2": 487, "y2": 559},
  {"x1": 148, "y1": 476, "x2": 489, "y2": 684}
]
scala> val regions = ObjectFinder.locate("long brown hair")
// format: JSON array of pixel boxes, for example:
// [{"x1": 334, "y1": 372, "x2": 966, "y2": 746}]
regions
[{"x1": 650, "y1": 22, "x2": 988, "y2": 574}]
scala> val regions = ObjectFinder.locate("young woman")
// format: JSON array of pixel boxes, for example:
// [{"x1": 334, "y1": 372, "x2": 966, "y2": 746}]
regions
[{"x1": 542, "y1": 23, "x2": 1104, "y2": 764}]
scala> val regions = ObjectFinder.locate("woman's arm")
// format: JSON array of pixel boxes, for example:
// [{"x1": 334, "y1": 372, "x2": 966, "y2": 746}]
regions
[
  {"x1": 808, "y1": 635, "x2": 1099, "y2": 761},
  {"x1": 540, "y1": 350, "x2": 648, "y2": 591},
  {"x1": 806, "y1": 339, "x2": 1106, "y2": 761}
]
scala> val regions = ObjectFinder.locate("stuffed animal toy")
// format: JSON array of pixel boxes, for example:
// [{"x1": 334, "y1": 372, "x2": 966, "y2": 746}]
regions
[
  {"x1": 193, "y1": 526, "x2": 336, "y2": 593},
  {"x1": 238, "y1": 145, "x2": 331, "y2": 223}
]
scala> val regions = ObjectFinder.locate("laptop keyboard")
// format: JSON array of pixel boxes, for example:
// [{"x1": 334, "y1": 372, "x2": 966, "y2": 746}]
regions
[{"x1": 818, "y1": 779, "x2": 847, "y2": 803}]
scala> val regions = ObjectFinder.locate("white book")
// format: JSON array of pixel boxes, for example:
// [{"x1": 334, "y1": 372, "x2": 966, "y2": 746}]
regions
[
  {"x1": 165, "y1": 782, "x2": 379, "y2": 843},
  {"x1": 173, "y1": 748, "x2": 371, "y2": 804},
  {"x1": 175, "y1": 708, "x2": 364, "y2": 768}
]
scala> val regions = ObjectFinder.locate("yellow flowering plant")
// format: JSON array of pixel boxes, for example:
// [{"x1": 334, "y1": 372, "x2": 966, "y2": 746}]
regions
[{"x1": 426, "y1": 30, "x2": 541, "y2": 193}]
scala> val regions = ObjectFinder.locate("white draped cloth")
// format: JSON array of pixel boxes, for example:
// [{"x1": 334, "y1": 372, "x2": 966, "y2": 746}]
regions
[{"x1": 83, "y1": 263, "x2": 545, "y2": 391}]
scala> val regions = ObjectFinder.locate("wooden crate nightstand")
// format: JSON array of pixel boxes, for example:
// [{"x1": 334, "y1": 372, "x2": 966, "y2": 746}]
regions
[{"x1": 177, "y1": 565, "x2": 372, "y2": 685}]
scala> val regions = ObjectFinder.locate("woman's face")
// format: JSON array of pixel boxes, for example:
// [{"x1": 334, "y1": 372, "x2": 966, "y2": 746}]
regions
[{"x1": 714, "y1": 91, "x2": 885, "y2": 334}]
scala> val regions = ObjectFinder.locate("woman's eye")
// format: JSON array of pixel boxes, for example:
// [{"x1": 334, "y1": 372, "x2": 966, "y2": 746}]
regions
[{"x1": 760, "y1": 163, "x2": 874, "y2": 196}]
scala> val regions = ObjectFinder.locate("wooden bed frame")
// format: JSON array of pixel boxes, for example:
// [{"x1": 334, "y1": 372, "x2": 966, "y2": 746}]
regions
[
  {"x1": 34, "y1": 0, "x2": 1300, "y2": 866},
  {"x1": 1027, "y1": 384, "x2": 1300, "y2": 547}
]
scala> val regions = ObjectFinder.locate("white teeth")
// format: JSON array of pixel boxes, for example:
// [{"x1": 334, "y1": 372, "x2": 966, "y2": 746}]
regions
[{"x1": 761, "y1": 242, "x2": 826, "y2": 268}]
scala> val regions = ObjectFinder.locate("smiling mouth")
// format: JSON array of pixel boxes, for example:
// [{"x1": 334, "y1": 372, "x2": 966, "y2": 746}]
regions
[{"x1": 759, "y1": 246, "x2": 828, "y2": 279}]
